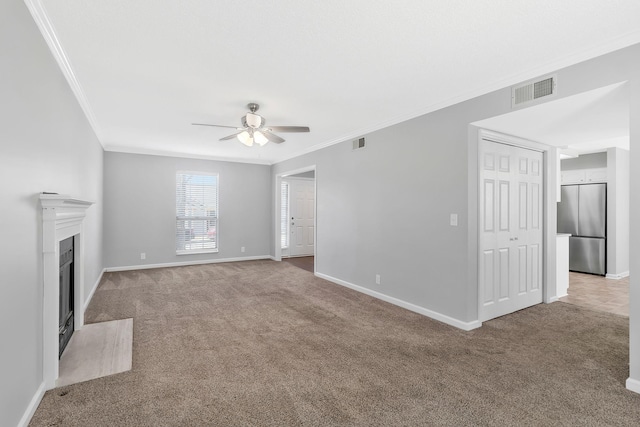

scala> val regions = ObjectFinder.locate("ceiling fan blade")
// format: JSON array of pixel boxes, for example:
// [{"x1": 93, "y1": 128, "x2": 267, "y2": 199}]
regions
[
  {"x1": 266, "y1": 126, "x2": 310, "y2": 133},
  {"x1": 261, "y1": 130, "x2": 285, "y2": 144},
  {"x1": 220, "y1": 132, "x2": 243, "y2": 141},
  {"x1": 192, "y1": 123, "x2": 241, "y2": 130}
]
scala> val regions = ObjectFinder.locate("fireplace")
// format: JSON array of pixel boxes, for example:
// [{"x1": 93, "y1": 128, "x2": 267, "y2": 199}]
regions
[
  {"x1": 59, "y1": 236, "x2": 75, "y2": 357},
  {"x1": 40, "y1": 194, "x2": 94, "y2": 389}
]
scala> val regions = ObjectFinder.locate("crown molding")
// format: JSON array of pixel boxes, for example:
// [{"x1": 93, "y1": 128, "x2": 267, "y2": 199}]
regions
[
  {"x1": 24, "y1": 0, "x2": 104, "y2": 145},
  {"x1": 103, "y1": 145, "x2": 273, "y2": 166}
]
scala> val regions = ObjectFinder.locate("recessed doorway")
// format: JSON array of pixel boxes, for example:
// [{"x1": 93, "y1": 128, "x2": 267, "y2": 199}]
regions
[{"x1": 275, "y1": 166, "x2": 316, "y2": 273}]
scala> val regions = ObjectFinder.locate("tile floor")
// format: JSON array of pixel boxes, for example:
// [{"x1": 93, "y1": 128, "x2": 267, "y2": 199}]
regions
[
  {"x1": 57, "y1": 318, "x2": 133, "y2": 387},
  {"x1": 283, "y1": 256, "x2": 314, "y2": 273},
  {"x1": 560, "y1": 272, "x2": 629, "y2": 317}
]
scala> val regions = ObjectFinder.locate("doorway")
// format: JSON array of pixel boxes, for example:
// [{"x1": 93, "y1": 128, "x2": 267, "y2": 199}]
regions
[{"x1": 275, "y1": 166, "x2": 316, "y2": 272}]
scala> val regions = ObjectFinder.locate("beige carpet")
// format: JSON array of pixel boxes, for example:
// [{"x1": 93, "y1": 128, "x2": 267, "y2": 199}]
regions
[{"x1": 31, "y1": 260, "x2": 640, "y2": 426}]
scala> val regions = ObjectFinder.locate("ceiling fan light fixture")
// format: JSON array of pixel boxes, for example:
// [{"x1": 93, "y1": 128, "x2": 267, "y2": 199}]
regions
[
  {"x1": 245, "y1": 112, "x2": 263, "y2": 128},
  {"x1": 193, "y1": 103, "x2": 310, "y2": 146},
  {"x1": 254, "y1": 131, "x2": 269, "y2": 146},
  {"x1": 237, "y1": 130, "x2": 253, "y2": 146}
]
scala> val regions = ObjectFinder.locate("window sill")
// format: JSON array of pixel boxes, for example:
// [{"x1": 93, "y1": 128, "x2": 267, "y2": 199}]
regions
[{"x1": 176, "y1": 249, "x2": 219, "y2": 256}]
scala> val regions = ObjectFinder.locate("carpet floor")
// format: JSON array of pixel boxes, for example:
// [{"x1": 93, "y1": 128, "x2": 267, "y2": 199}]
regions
[{"x1": 30, "y1": 260, "x2": 640, "y2": 426}]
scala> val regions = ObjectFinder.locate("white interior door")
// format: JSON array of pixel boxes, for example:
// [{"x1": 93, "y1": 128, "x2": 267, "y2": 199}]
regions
[
  {"x1": 479, "y1": 140, "x2": 544, "y2": 321},
  {"x1": 289, "y1": 179, "x2": 315, "y2": 256}
]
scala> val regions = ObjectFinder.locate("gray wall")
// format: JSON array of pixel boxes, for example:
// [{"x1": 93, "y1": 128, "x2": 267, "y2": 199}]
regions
[
  {"x1": 561, "y1": 152, "x2": 607, "y2": 170},
  {"x1": 607, "y1": 148, "x2": 630, "y2": 277},
  {"x1": 104, "y1": 152, "x2": 271, "y2": 268},
  {"x1": 0, "y1": 1, "x2": 104, "y2": 425},
  {"x1": 273, "y1": 96, "x2": 505, "y2": 323},
  {"x1": 272, "y1": 44, "x2": 640, "y2": 378},
  {"x1": 607, "y1": 148, "x2": 630, "y2": 276}
]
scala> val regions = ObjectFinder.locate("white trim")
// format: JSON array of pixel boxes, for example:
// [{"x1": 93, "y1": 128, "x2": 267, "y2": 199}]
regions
[
  {"x1": 40, "y1": 194, "x2": 94, "y2": 390},
  {"x1": 105, "y1": 255, "x2": 272, "y2": 272},
  {"x1": 479, "y1": 129, "x2": 548, "y2": 152},
  {"x1": 84, "y1": 268, "x2": 106, "y2": 312},
  {"x1": 176, "y1": 249, "x2": 219, "y2": 255},
  {"x1": 23, "y1": 0, "x2": 103, "y2": 143},
  {"x1": 547, "y1": 296, "x2": 561, "y2": 303},
  {"x1": 315, "y1": 272, "x2": 482, "y2": 331},
  {"x1": 283, "y1": 176, "x2": 315, "y2": 181},
  {"x1": 626, "y1": 377, "x2": 640, "y2": 395},
  {"x1": 104, "y1": 145, "x2": 272, "y2": 165},
  {"x1": 606, "y1": 271, "x2": 630, "y2": 280},
  {"x1": 17, "y1": 382, "x2": 45, "y2": 427}
]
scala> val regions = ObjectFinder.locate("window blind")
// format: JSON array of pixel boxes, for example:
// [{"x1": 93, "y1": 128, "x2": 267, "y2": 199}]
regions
[{"x1": 176, "y1": 172, "x2": 218, "y2": 254}]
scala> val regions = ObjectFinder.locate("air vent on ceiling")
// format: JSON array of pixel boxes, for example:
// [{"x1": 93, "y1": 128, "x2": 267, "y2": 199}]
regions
[
  {"x1": 352, "y1": 137, "x2": 366, "y2": 150},
  {"x1": 512, "y1": 75, "x2": 557, "y2": 108}
]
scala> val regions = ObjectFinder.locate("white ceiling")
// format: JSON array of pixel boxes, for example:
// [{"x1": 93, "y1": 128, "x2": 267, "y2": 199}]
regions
[
  {"x1": 34, "y1": 0, "x2": 640, "y2": 164},
  {"x1": 473, "y1": 82, "x2": 630, "y2": 154}
]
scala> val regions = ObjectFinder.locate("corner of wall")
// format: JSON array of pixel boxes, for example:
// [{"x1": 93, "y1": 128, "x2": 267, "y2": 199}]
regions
[{"x1": 17, "y1": 382, "x2": 45, "y2": 427}]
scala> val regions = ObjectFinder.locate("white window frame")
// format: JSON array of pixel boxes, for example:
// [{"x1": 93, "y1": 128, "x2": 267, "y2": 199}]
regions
[{"x1": 175, "y1": 171, "x2": 219, "y2": 255}]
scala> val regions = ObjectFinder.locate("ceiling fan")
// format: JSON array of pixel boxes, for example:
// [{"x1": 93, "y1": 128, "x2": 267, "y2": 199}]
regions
[{"x1": 192, "y1": 103, "x2": 310, "y2": 147}]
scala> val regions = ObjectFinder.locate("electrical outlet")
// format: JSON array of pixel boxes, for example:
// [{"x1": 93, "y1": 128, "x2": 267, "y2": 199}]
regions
[
  {"x1": 450, "y1": 213, "x2": 458, "y2": 226},
  {"x1": 140, "y1": 252, "x2": 146, "y2": 260},
  {"x1": 241, "y1": 246, "x2": 245, "y2": 253},
  {"x1": 375, "y1": 274, "x2": 381, "y2": 285}
]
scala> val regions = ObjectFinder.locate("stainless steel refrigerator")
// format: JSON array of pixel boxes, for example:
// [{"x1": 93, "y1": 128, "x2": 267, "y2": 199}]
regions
[{"x1": 557, "y1": 183, "x2": 606, "y2": 275}]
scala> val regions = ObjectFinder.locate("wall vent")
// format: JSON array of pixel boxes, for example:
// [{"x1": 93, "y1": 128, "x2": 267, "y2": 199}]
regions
[
  {"x1": 352, "y1": 137, "x2": 366, "y2": 150},
  {"x1": 512, "y1": 75, "x2": 557, "y2": 108}
]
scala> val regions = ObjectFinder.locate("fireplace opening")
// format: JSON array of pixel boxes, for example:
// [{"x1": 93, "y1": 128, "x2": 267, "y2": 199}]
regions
[{"x1": 59, "y1": 236, "x2": 74, "y2": 358}]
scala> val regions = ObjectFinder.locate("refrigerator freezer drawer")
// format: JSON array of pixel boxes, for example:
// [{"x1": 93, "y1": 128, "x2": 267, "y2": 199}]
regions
[{"x1": 569, "y1": 237, "x2": 605, "y2": 275}]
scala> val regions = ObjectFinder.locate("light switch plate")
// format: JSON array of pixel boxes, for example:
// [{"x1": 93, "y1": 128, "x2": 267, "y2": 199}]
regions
[{"x1": 450, "y1": 214, "x2": 458, "y2": 226}]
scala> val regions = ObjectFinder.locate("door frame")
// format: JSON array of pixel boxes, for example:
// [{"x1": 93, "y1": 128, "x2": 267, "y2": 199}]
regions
[
  {"x1": 283, "y1": 176, "x2": 316, "y2": 258},
  {"x1": 475, "y1": 129, "x2": 559, "y2": 322},
  {"x1": 274, "y1": 165, "x2": 317, "y2": 269}
]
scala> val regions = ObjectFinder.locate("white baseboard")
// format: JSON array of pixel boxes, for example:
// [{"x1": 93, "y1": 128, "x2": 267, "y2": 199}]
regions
[
  {"x1": 17, "y1": 381, "x2": 45, "y2": 427},
  {"x1": 315, "y1": 272, "x2": 482, "y2": 331},
  {"x1": 84, "y1": 268, "x2": 106, "y2": 311},
  {"x1": 626, "y1": 377, "x2": 640, "y2": 395},
  {"x1": 606, "y1": 271, "x2": 630, "y2": 280},
  {"x1": 105, "y1": 255, "x2": 272, "y2": 272},
  {"x1": 546, "y1": 294, "x2": 567, "y2": 304}
]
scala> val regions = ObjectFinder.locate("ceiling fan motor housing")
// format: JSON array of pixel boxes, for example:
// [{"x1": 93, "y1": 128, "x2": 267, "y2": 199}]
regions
[{"x1": 243, "y1": 112, "x2": 264, "y2": 129}]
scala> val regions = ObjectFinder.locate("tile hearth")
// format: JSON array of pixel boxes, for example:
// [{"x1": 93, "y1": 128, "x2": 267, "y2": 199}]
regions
[{"x1": 56, "y1": 318, "x2": 133, "y2": 388}]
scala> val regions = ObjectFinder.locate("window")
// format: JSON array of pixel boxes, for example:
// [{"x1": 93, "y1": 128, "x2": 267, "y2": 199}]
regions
[
  {"x1": 176, "y1": 172, "x2": 218, "y2": 254},
  {"x1": 280, "y1": 180, "x2": 289, "y2": 248}
]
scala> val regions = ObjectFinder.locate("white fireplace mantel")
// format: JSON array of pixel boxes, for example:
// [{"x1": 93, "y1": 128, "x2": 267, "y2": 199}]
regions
[{"x1": 40, "y1": 193, "x2": 94, "y2": 389}]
